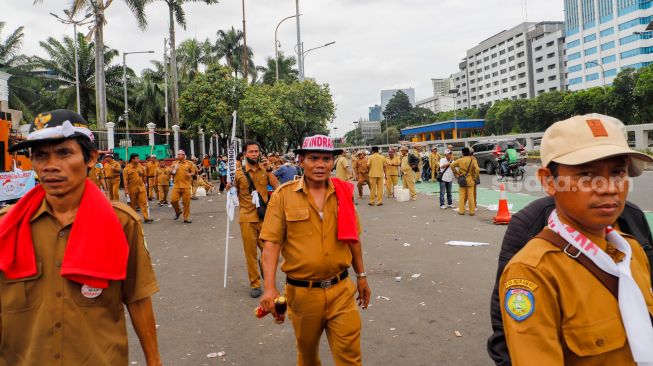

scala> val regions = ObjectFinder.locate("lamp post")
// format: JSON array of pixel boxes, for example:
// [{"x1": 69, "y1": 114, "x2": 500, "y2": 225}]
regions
[
  {"x1": 123, "y1": 50, "x2": 155, "y2": 142},
  {"x1": 301, "y1": 41, "x2": 336, "y2": 77},
  {"x1": 50, "y1": 11, "x2": 93, "y2": 114},
  {"x1": 295, "y1": 0, "x2": 304, "y2": 81},
  {"x1": 332, "y1": 126, "x2": 338, "y2": 145},
  {"x1": 585, "y1": 60, "x2": 607, "y2": 114},
  {"x1": 353, "y1": 121, "x2": 359, "y2": 145},
  {"x1": 164, "y1": 38, "x2": 170, "y2": 146},
  {"x1": 275, "y1": 14, "x2": 300, "y2": 84},
  {"x1": 449, "y1": 89, "x2": 459, "y2": 138}
]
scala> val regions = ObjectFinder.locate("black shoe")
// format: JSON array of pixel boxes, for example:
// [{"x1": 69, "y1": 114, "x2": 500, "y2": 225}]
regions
[
  {"x1": 158, "y1": 202, "x2": 163, "y2": 207},
  {"x1": 191, "y1": 197, "x2": 198, "y2": 200},
  {"x1": 377, "y1": 203, "x2": 383, "y2": 206},
  {"x1": 250, "y1": 287, "x2": 262, "y2": 298},
  {"x1": 183, "y1": 219, "x2": 192, "y2": 224},
  {"x1": 144, "y1": 218, "x2": 154, "y2": 224},
  {"x1": 174, "y1": 212, "x2": 181, "y2": 220}
]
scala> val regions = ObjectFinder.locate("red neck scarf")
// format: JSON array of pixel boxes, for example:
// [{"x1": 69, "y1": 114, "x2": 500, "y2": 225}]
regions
[
  {"x1": 330, "y1": 178, "x2": 359, "y2": 244},
  {"x1": 0, "y1": 179, "x2": 129, "y2": 288}
]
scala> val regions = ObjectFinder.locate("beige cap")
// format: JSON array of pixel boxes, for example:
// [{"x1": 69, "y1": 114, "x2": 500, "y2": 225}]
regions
[
  {"x1": 399, "y1": 146, "x2": 408, "y2": 151},
  {"x1": 541, "y1": 114, "x2": 652, "y2": 177}
]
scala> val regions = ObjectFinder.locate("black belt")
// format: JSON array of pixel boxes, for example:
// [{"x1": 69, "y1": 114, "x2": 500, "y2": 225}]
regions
[
  {"x1": 147, "y1": 176, "x2": 155, "y2": 178},
  {"x1": 106, "y1": 176, "x2": 119, "y2": 179},
  {"x1": 286, "y1": 270, "x2": 348, "y2": 289}
]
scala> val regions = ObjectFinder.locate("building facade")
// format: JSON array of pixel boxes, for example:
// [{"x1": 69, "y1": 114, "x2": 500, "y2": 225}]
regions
[
  {"x1": 380, "y1": 88, "x2": 416, "y2": 112},
  {"x1": 564, "y1": 0, "x2": 653, "y2": 91},
  {"x1": 416, "y1": 95, "x2": 455, "y2": 113},
  {"x1": 368, "y1": 104, "x2": 382, "y2": 121},
  {"x1": 359, "y1": 120, "x2": 382, "y2": 141},
  {"x1": 431, "y1": 78, "x2": 452, "y2": 96}
]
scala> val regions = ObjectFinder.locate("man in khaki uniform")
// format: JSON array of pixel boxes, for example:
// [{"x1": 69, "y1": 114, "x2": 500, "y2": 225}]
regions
[
  {"x1": 367, "y1": 146, "x2": 386, "y2": 206},
  {"x1": 384, "y1": 148, "x2": 400, "y2": 198},
  {"x1": 123, "y1": 153, "x2": 153, "y2": 223},
  {"x1": 230, "y1": 141, "x2": 279, "y2": 298},
  {"x1": 400, "y1": 146, "x2": 417, "y2": 201},
  {"x1": 450, "y1": 147, "x2": 480, "y2": 216},
  {"x1": 352, "y1": 151, "x2": 370, "y2": 199},
  {"x1": 429, "y1": 147, "x2": 441, "y2": 182},
  {"x1": 87, "y1": 161, "x2": 106, "y2": 190},
  {"x1": 145, "y1": 155, "x2": 158, "y2": 201},
  {"x1": 0, "y1": 109, "x2": 161, "y2": 365},
  {"x1": 334, "y1": 150, "x2": 352, "y2": 180},
  {"x1": 155, "y1": 160, "x2": 171, "y2": 205},
  {"x1": 170, "y1": 150, "x2": 196, "y2": 223},
  {"x1": 259, "y1": 134, "x2": 371, "y2": 366},
  {"x1": 500, "y1": 114, "x2": 653, "y2": 365},
  {"x1": 103, "y1": 154, "x2": 122, "y2": 201}
]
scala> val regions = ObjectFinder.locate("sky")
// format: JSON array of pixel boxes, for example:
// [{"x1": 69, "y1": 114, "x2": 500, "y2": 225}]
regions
[{"x1": 5, "y1": 0, "x2": 564, "y2": 136}]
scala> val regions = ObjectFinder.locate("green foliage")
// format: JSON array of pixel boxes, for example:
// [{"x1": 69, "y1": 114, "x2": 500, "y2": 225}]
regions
[
  {"x1": 256, "y1": 52, "x2": 299, "y2": 85},
  {"x1": 382, "y1": 90, "x2": 412, "y2": 123}
]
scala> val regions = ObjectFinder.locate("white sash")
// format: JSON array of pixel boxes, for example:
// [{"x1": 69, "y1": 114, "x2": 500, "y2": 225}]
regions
[{"x1": 548, "y1": 210, "x2": 653, "y2": 364}]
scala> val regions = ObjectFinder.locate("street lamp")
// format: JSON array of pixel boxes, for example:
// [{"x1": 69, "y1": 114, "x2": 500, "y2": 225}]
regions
[
  {"x1": 301, "y1": 41, "x2": 336, "y2": 77},
  {"x1": 50, "y1": 11, "x2": 93, "y2": 114},
  {"x1": 275, "y1": 14, "x2": 301, "y2": 83},
  {"x1": 123, "y1": 50, "x2": 155, "y2": 143},
  {"x1": 163, "y1": 38, "x2": 170, "y2": 146},
  {"x1": 333, "y1": 126, "x2": 339, "y2": 145},
  {"x1": 448, "y1": 89, "x2": 459, "y2": 138},
  {"x1": 584, "y1": 60, "x2": 606, "y2": 88},
  {"x1": 352, "y1": 121, "x2": 359, "y2": 145}
]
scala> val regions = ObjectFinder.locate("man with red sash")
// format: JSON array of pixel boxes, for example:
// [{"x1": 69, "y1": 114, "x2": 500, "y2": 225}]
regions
[
  {"x1": 259, "y1": 134, "x2": 371, "y2": 366},
  {"x1": 499, "y1": 114, "x2": 653, "y2": 365},
  {"x1": 0, "y1": 109, "x2": 161, "y2": 366}
]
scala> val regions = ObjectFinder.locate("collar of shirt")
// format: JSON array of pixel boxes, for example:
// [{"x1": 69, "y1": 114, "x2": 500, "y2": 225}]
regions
[{"x1": 293, "y1": 177, "x2": 336, "y2": 202}]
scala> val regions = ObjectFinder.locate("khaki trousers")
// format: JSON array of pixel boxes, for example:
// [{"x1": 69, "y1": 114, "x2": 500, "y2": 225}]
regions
[
  {"x1": 369, "y1": 177, "x2": 383, "y2": 205},
  {"x1": 171, "y1": 187, "x2": 191, "y2": 220},
  {"x1": 147, "y1": 177, "x2": 156, "y2": 199},
  {"x1": 239, "y1": 221, "x2": 264, "y2": 288},
  {"x1": 458, "y1": 185, "x2": 476, "y2": 215},
  {"x1": 128, "y1": 188, "x2": 150, "y2": 220},
  {"x1": 106, "y1": 177, "x2": 120, "y2": 201},
  {"x1": 285, "y1": 278, "x2": 362, "y2": 366},
  {"x1": 356, "y1": 175, "x2": 369, "y2": 198},
  {"x1": 402, "y1": 171, "x2": 416, "y2": 199},
  {"x1": 158, "y1": 184, "x2": 169, "y2": 203},
  {"x1": 386, "y1": 175, "x2": 398, "y2": 197}
]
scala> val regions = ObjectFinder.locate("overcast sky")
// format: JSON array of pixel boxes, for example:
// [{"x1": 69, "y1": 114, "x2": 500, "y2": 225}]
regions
[{"x1": 6, "y1": 0, "x2": 564, "y2": 135}]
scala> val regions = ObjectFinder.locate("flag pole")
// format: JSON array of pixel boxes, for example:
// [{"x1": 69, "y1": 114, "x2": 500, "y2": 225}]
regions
[{"x1": 224, "y1": 110, "x2": 239, "y2": 288}]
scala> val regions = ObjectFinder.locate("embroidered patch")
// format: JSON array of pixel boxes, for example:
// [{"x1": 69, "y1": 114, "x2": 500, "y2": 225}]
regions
[
  {"x1": 505, "y1": 288, "x2": 535, "y2": 321},
  {"x1": 505, "y1": 279, "x2": 539, "y2": 291},
  {"x1": 586, "y1": 119, "x2": 608, "y2": 137}
]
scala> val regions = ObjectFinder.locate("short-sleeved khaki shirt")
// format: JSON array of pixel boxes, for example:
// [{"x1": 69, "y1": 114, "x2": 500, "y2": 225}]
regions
[
  {"x1": 123, "y1": 163, "x2": 146, "y2": 194},
  {"x1": 0, "y1": 200, "x2": 158, "y2": 366},
  {"x1": 385, "y1": 156, "x2": 400, "y2": 176},
  {"x1": 145, "y1": 161, "x2": 157, "y2": 177},
  {"x1": 259, "y1": 178, "x2": 361, "y2": 280},
  {"x1": 335, "y1": 156, "x2": 350, "y2": 180},
  {"x1": 367, "y1": 153, "x2": 386, "y2": 178},
  {"x1": 156, "y1": 166, "x2": 171, "y2": 186},
  {"x1": 234, "y1": 162, "x2": 272, "y2": 223},
  {"x1": 103, "y1": 160, "x2": 121, "y2": 179},
  {"x1": 171, "y1": 160, "x2": 196, "y2": 189}
]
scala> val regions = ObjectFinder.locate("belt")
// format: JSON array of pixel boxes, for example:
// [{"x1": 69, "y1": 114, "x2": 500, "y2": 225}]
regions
[
  {"x1": 105, "y1": 176, "x2": 119, "y2": 179},
  {"x1": 286, "y1": 270, "x2": 348, "y2": 289},
  {"x1": 147, "y1": 176, "x2": 155, "y2": 178}
]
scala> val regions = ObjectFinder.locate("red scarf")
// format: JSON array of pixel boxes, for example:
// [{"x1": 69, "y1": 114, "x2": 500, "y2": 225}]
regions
[
  {"x1": 0, "y1": 179, "x2": 129, "y2": 288},
  {"x1": 331, "y1": 178, "x2": 360, "y2": 244}
]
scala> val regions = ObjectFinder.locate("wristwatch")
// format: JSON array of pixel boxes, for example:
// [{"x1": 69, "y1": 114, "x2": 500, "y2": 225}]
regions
[{"x1": 356, "y1": 272, "x2": 367, "y2": 279}]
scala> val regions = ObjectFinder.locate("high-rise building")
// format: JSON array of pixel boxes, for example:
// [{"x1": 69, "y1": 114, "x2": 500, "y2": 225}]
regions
[
  {"x1": 451, "y1": 21, "x2": 566, "y2": 109},
  {"x1": 359, "y1": 120, "x2": 381, "y2": 141},
  {"x1": 380, "y1": 88, "x2": 416, "y2": 112},
  {"x1": 368, "y1": 105, "x2": 382, "y2": 121},
  {"x1": 564, "y1": 0, "x2": 653, "y2": 91},
  {"x1": 431, "y1": 78, "x2": 452, "y2": 96},
  {"x1": 415, "y1": 95, "x2": 455, "y2": 113}
]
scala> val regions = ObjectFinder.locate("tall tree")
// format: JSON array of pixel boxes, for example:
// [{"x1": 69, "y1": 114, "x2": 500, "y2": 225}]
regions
[
  {"x1": 214, "y1": 27, "x2": 243, "y2": 76},
  {"x1": 176, "y1": 38, "x2": 212, "y2": 83},
  {"x1": 256, "y1": 52, "x2": 298, "y2": 85}
]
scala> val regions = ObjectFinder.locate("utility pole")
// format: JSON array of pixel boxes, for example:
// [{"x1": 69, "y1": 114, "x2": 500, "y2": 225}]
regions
[
  {"x1": 295, "y1": 0, "x2": 304, "y2": 81},
  {"x1": 164, "y1": 38, "x2": 170, "y2": 146},
  {"x1": 168, "y1": 8, "x2": 180, "y2": 127},
  {"x1": 241, "y1": 0, "x2": 248, "y2": 81}
]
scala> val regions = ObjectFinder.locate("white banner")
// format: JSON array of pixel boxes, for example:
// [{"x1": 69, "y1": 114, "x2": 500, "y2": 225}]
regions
[
  {"x1": 0, "y1": 170, "x2": 36, "y2": 201},
  {"x1": 224, "y1": 110, "x2": 239, "y2": 288}
]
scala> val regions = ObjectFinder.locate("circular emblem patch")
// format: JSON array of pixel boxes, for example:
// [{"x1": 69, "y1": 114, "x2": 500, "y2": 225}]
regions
[
  {"x1": 81, "y1": 284, "x2": 103, "y2": 299},
  {"x1": 505, "y1": 288, "x2": 534, "y2": 321}
]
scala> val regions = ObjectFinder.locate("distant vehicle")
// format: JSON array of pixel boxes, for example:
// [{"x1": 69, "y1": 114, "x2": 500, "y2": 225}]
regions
[
  {"x1": 112, "y1": 144, "x2": 172, "y2": 161},
  {"x1": 496, "y1": 156, "x2": 527, "y2": 182},
  {"x1": 471, "y1": 139, "x2": 525, "y2": 175}
]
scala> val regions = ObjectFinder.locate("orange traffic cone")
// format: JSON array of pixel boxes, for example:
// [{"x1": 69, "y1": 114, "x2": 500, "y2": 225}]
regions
[{"x1": 493, "y1": 184, "x2": 511, "y2": 225}]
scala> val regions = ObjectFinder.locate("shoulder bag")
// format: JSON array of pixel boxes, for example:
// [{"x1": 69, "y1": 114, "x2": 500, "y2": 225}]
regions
[
  {"x1": 456, "y1": 159, "x2": 474, "y2": 187},
  {"x1": 436, "y1": 162, "x2": 450, "y2": 182},
  {"x1": 242, "y1": 165, "x2": 267, "y2": 220}
]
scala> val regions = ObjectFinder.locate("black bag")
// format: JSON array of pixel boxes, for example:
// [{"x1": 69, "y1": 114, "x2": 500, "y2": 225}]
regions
[
  {"x1": 242, "y1": 165, "x2": 268, "y2": 220},
  {"x1": 457, "y1": 159, "x2": 474, "y2": 187},
  {"x1": 436, "y1": 164, "x2": 450, "y2": 182},
  {"x1": 408, "y1": 153, "x2": 420, "y2": 172}
]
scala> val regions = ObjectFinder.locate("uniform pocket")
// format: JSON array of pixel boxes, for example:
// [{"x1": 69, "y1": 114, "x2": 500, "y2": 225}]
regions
[
  {"x1": 1, "y1": 263, "x2": 43, "y2": 313},
  {"x1": 562, "y1": 315, "x2": 627, "y2": 356},
  {"x1": 67, "y1": 280, "x2": 113, "y2": 307},
  {"x1": 285, "y1": 207, "x2": 312, "y2": 237}
]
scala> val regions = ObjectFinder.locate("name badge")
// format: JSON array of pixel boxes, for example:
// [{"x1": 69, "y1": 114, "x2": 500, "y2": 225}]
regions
[{"x1": 81, "y1": 284, "x2": 103, "y2": 299}]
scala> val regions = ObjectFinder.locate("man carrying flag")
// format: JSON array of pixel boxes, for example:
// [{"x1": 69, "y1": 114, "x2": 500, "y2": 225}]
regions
[{"x1": 259, "y1": 134, "x2": 371, "y2": 366}]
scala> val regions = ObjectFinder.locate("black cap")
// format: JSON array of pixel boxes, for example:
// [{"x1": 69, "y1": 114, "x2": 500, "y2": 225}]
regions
[{"x1": 9, "y1": 109, "x2": 94, "y2": 152}]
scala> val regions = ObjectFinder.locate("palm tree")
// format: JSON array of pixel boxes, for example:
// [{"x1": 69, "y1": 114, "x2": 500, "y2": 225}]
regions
[
  {"x1": 176, "y1": 38, "x2": 212, "y2": 83},
  {"x1": 146, "y1": 0, "x2": 219, "y2": 129},
  {"x1": 232, "y1": 43, "x2": 256, "y2": 82},
  {"x1": 132, "y1": 78, "x2": 165, "y2": 128},
  {"x1": 214, "y1": 27, "x2": 242, "y2": 76},
  {"x1": 256, "y1": 52, "x2": 298, "y2": 85},
  {"x1": 64, "y1": 0, "x2": 148, "y2": 129}
]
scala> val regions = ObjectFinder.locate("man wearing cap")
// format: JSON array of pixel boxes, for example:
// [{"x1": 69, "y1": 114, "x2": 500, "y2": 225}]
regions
[
  {"x1": 145, "y1": 155, "x2": 158, "y2": 201},
  {"x1": 384, "y1": 148, "x2": 401, "y2": 198},
  {"x1": 500, "y1": 114, "x2": 653, "y2": 365},
  {"x1": 400, "y1": 146, "x2": 417, "y2": 201},
  {"x1": 170, "y1": 149, "x2": 197, "y2": 223},
  {"x1": 229, "y1": 141, "x2": 279, "y2": 298},
  {"x1": 450, "y1": 147, "x2": 480, "y2": 216},
  {"x1": 274, "y1": 155, "x2": 299, "y2": 184},
  {"x1": 352, "y1": 150, "x2": 370, "y2": 200},
  {"x1": 429, "y1": 147, "x2": 441, "y2": 182},
  {"x1": 334, "y1": 150, "x2": 352, "y2": 181},
  {"x1": 0, "y1": 109, "x2": 161, "y2": 365},
  {"x1": 259, "y1": 134, "x2": 371, "y2": 366},
  {"x1": 367, "y1": 146, "x2": 386, "y2": 206},
  {"x1": 155, "y1": 159, "x2": 172, "y2": 206},
  {"x1": 103, "y1": 154, "x2": 122, "y2": 201},
  {"x1": 87, "y1": 159, "x2": 106, "y2": 191},
  {"x1": 123, "y1": 153, "x2": 153, "y2": 223}
]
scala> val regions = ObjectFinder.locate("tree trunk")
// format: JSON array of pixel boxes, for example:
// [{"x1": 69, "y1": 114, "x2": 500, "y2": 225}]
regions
[
  {"x1": 94, "y1": 7, "x2": 107, "y2": 129},
  {"x1": 168, "y1": 6, "x2": 180, "y2": 127}
]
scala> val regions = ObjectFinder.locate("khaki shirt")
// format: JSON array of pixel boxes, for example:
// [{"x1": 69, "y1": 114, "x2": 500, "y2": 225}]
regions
[
  {"x1": 103, "y1": 160, "x2": 121, "y2": 180},
  {"x1": 400, "y1": 154, "x2": 412, "y2": 174},
  {"x1": 87, "y1": 165, "x2": 104, "y2": 188},
  {"x1": 123, "y1": 163, "x2": 146, "y2": 194},
  {"x1": 145, "y1": 161, "x2": 157, "y2": 178},
  {"x1": 353, "y1": 157, "x2": 369, "y2": 176},
  {"x1": 385, "y1": 156, "x2": 400, "y2": 176},
  {"x1": 0, "y1": 200, "x2": 158, "y2": 366},
  {"x1": 259, "y1": 178, "x2": 361, "y2": 280},
  {"x1": 234, "y1": 162, "x2": 272, "y2": 223},
  {"x1": 367, "y1": 153, "x2": 386, "y2": 178},
  {"x1": 171, "y1": 160, "x2": 196, "y2": 189},
  {"x1": 450, "y1": 156, "x2": 480, "y2": 186},
  {"x1": 334, "y1": 156, "x2": 350, "y2": 180},
  {"x1": 500, "y1": 229, "x2": 653, "y2": 366},
  {"x1": 429, "y1": 152, "x2": 441, "y2": 172},
  {"x1": 156, "y1": 166, "x2": 171, "y2": 186}
]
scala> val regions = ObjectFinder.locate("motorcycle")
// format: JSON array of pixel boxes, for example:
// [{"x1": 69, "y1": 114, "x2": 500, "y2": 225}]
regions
[{"x1": 495, "y1": 156, "x2": 526, "y2": 182}]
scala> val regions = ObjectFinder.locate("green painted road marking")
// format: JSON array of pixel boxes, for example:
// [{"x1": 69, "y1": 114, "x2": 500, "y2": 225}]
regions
[{"x1": 646, "y1": 213, "x2": 653, "y2": 230}]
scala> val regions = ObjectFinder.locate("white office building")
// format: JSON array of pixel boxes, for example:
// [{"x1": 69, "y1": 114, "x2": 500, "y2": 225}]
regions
[
  {"x1": 380, "y1": 88, "x2": 416, "y2": 112},
  {"x1": 431, "y1": 78, "x2": 452, "y2": 96},
  {"x1": 564, "y1": 0, "x2": 653, "y2": 91},
  {"x1": 416, "y1": 95, "x2": 455, "y2": 113},
  {"x1": 451, "y1": 21, "x2": 566, "y2": 109},
  {"x1": 359, "y1": 120, "x2": 382, "y2": 141}
]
